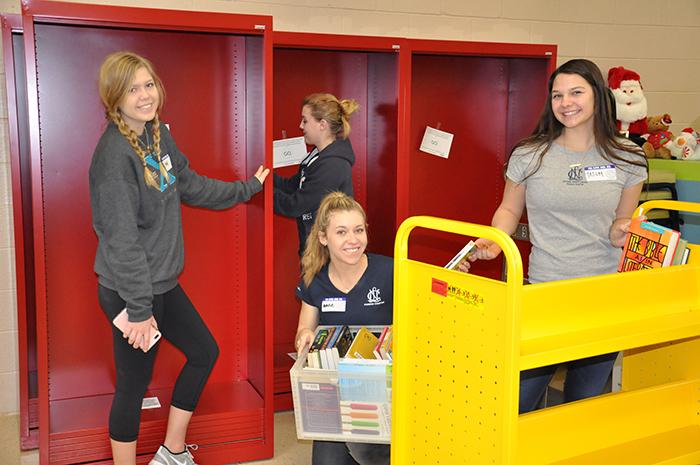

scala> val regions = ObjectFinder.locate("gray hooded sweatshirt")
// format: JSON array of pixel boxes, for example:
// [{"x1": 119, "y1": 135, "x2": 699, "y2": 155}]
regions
[{"x1": 89, "y1": 122, "x2": 262, "y2": 321}]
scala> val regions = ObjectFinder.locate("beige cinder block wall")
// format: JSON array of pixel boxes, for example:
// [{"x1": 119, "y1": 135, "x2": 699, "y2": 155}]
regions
[{"x1": 0, "y1": 0, "x2": 698, "y2": 414}]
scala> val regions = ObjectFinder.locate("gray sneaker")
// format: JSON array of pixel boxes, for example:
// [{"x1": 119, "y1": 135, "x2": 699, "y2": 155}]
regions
[{"x1": 149, "y1": 444, "x2": 199, "y2": 465}]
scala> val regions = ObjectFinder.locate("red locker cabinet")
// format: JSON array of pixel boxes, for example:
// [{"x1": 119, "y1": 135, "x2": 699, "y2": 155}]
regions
[
  {"x1": 396, "y1": 39, "x2": 556, "y2": 278},
  {"x1": 271, "y1": 32, "x2": 400, "y2": 409},
  {"x1": 19, "y1": 1, "x2": 273, "y2": 464},
  {"x1": 2, "y1": 14, "x2": 38, "y2": 450}
]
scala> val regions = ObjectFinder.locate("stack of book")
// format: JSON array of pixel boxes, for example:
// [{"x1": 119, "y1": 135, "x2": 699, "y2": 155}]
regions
[
  {"x1": 618, "y1": 218, "x2": 689, "y2": 272},
  {"x1": 307, "y1": 325, "x2": 393, "y2": 370}
]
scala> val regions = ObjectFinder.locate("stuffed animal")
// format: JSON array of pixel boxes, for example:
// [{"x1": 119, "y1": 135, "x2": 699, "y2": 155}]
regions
[
  {"x1": 608, "y1": 66, "x2": 648, "y2": 146},
  {"x1": 641, "y1": 114, "x2": 673, "y2": 159},
  {"x1": 668, "y1": 128, "x2": 700, "y2": 160}
]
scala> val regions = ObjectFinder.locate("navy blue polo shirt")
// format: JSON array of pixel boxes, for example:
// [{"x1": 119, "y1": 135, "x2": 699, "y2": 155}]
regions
[{"x1": 296, "y1": 253, "x2": 393, "y2": 326}]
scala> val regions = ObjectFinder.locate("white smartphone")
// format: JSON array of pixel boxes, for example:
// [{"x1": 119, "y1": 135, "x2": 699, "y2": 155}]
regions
[{"x1": 112, "y1": 308, "x2": 162, "y2": 352}]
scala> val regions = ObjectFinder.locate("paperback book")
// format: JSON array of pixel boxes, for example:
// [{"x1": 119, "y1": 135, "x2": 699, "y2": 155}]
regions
[
  {"x1": 445, "y1": 240, "x2": 477, "y2": 270},
  {"x1": 305, "y1": 325, "x2": 392, "y2": 370},
  {"x1": 618, "y1": 218, "x2": 682, "y2": 272}
]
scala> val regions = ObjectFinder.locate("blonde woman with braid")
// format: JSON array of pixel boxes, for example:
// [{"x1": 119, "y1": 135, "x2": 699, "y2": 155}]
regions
[
  {"x1": 274, "y1": 93, "x2": 359, "y2": 255},
  {"x1": 89, "y1": 51, "x2": 269, "y2": 465},
  {"x1": 294, "y1": 192, "x2": 392, "y2": 465}
]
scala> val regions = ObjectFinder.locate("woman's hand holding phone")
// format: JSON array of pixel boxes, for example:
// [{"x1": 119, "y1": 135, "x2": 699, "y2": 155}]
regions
[
  {"x1": 113, "y1": 309, "x2": 161, "y2": 352},
  {"x1": 125, "y1": 318, "x2": 159, "y2": 352}
]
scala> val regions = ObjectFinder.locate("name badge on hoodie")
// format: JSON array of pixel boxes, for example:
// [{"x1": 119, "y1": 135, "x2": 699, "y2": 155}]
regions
[{"x1": 161, "y1": 154, "x2": 173, "y2": 171}]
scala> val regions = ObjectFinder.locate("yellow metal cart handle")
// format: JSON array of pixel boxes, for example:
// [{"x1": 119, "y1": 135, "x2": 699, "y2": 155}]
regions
[
  {"x1": 635, "y1": 199, "x2": 700, "y2": 217},
  {"x1": 394, "y1": 215, "x2": 524, "y2": 288},
  {"x1": 393, "y1": 216, "x2": 524, "y2": 464}
]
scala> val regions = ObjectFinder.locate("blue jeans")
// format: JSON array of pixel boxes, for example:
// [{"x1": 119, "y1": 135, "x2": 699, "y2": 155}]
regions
[
  {"x1": 312, "y1": 441, "x2": 390, "y2": 465},
  {"x1": 519, "y1": 352, "x2": 617, "y2": 414}
]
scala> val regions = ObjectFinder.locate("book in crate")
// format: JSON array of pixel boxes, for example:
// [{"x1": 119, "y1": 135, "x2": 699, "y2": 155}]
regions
[
  {"x1": 307, "y1": 325, "x2": 392, "y2": 370},
  {"x1": 618, "y1": 218, "x2": 688, "y2": 272}
]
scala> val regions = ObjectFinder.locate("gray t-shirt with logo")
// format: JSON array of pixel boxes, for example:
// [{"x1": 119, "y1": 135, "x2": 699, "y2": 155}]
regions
[{"x1": 506, "y1": 140, "x2": 647, "y2": 283}]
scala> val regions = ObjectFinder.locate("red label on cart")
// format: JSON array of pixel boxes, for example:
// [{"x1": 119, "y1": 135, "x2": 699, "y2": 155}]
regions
[{"x1": 431, "y1": 278, "x2": 448, "y2": 296}]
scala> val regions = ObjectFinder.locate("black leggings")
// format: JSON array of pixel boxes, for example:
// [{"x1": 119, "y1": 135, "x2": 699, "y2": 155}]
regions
[
  {"x1": 312, "y1": 441, "x2": 390, "y2": 465},
  {"x1": 98, "y1": 284, "x2": 219, "y2": 442}
]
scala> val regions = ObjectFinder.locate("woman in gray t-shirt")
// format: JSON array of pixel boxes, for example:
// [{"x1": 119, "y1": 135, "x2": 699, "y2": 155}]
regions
[{"x1": 460, "y1": 59, "x2": 647, "y2": 413}]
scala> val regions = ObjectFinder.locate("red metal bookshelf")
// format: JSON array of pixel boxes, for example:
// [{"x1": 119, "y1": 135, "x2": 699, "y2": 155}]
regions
[
  {"x1": 271, "y1": 31, "x2": 401, "y2": 409},
  {"x1": 17, "y1": 1, "x2": 273, "y2": 463},
  {"x1": 396, "y1": 38, "x2": 557, "y2": 278},
  {"x1": 1, "y1": 13, "x2": 38, "y2": 450}
]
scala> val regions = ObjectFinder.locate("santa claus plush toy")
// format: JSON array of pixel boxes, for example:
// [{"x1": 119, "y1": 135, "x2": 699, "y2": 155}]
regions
[{"x1": 608, "y1": 66, "x2": 648, "y2": 144}]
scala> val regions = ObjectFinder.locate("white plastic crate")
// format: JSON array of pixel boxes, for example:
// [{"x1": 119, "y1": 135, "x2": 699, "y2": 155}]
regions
[{"x1": 290, "y1": 326, "x2": 392, "y2": 444}]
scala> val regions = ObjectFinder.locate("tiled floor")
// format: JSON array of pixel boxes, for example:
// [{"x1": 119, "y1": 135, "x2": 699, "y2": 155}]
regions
[
  {"x1": 1, "y1": 414, "x2": 20, "y2": 465},
  {"x1": 1, "y1": 411, "x2": 311, "y2": 465},
  {"x1": 252, "y1": 412, "x2": 312, "y2": 465}
]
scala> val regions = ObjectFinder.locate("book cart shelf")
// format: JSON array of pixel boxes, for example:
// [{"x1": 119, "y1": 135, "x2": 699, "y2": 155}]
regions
[
  {"x1": 392, "y1": 200, "x2": 700, "y2": 464},
  {"x1": 15, "y1": 1, "x2": 274, "y2": 464}
]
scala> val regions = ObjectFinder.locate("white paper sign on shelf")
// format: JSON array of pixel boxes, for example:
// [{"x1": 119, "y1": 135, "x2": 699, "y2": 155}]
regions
[
  {"x1": 419, "y1": 126, "x2": 454, "y2": 159},
  {"x1": 273, "y1": 136, "x2": 308, "y2": 168}
]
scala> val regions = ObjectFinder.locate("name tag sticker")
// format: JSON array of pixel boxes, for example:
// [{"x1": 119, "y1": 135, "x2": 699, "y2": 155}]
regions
[
  {"x1": 584, "y1": 164, "x2": 616, "y2": 182},
  {"x1": 161, "y1": 154, "x2": 172, "y2": 171},
  {"x1": 321, "y1": 297, "x2": 347, "y2": 313}
]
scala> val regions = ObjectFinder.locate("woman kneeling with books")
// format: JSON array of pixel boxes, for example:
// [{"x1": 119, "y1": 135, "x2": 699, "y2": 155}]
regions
[{"x1": 295, "y1": 191, "x2": 392, "y2": 465}]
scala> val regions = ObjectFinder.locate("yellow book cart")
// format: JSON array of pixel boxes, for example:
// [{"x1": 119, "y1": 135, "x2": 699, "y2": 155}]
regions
[{"x1": 391, "y1": 200, "x2": 700, "y2": 465}]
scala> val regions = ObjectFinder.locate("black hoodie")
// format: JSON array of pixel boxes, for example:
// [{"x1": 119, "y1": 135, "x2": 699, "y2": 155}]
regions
[{"x1": 273, "y1": 138, "x2": 355, "y2": 254}]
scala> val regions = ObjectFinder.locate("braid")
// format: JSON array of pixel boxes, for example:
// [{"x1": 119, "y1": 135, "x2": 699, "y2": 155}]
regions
[
  {"x1": 109, "y1": 111, "x2": 159, "y2": 189},
  {"x1": 151, "y1": 116, "x2": 169, "y2": 183}
]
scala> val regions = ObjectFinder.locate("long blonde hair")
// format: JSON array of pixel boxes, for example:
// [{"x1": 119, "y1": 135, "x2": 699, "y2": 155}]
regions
[
  {"x1": 98, "y1": 51, "x2": 169, "y2": 190},
  {"x1": 301, "y1": 192, "x2": 367, "y2": 287},
  {"x1": 303, "y1": 93, "x2": 359, "y2": 140}
]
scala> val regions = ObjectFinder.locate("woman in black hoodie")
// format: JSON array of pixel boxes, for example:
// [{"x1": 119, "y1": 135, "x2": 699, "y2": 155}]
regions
[{"x1": 274, "y1": 93, "x2": 358, "y2": 255}]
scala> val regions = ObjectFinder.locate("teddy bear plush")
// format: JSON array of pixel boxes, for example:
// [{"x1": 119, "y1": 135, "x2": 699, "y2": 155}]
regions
[
  {"x1": 668, "y1": 128, "x2": 700, "y2": 160},
  {"x1": 642, "y1": 114, "x2": 674, "y2": 159}
]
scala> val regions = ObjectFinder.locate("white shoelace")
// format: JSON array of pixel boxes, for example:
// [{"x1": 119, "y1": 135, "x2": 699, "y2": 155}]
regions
[{"x1": 184, "y1": 444, "x2": 199, "y2": 464}]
